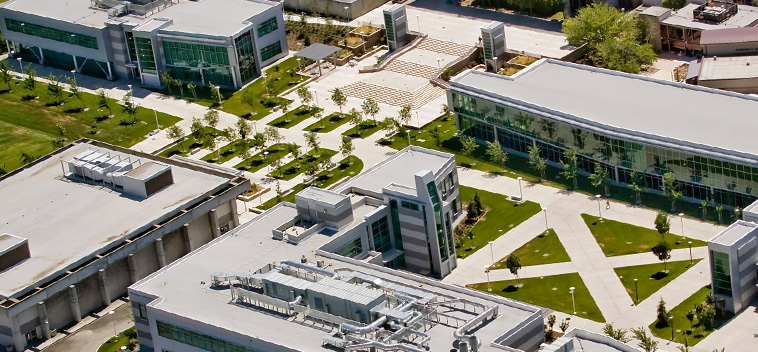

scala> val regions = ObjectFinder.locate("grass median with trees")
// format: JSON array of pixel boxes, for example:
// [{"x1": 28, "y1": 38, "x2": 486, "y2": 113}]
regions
[
  {"x1": 648, "y1": 286, "x2": 731, "y2": 345},
  {"x1": 491, "y1": 229, "x2": 570, "y2": 268},
  {"x1": 615, "y1": 259, "x2": 702, "y2": 304}
]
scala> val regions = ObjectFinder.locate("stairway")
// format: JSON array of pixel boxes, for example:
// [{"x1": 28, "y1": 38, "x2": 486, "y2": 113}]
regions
[
  {"x1": 416, "y1": 37, "x2": 474, "y2": 57},
  {"x1": 384, "y1": 59, "x2": 439, "y2": 79}
]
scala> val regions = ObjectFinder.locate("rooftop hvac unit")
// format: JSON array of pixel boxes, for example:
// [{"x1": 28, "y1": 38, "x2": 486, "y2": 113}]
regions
[{"x1": 108, "y1": 4, "x2": 128, "y2": 17}]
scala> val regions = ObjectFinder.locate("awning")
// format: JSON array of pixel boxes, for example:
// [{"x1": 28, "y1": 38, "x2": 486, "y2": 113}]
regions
[{"x1": 294, "y1": 43, "x2": 341, "y2": 61}]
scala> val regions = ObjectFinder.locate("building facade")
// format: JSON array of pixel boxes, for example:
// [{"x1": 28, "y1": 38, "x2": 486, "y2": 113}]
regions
[
  {"x1": 0, "y1": 0, "x2": 288, "y2": 89},
  {"x1": 449, "y1": 59, "x2": 758, "y2": 208},
  {"x1": 0, "y1": 140, "x2": 248, "y2": 351}
]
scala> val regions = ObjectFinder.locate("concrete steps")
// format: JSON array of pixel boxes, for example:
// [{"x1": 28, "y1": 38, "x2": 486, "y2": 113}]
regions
[
  {"x1": 416, "y1": 37, "x2": 474, "y2": 57},
  {"x1": 384, "y1": 59, "x2": 439, "y2": 79}
]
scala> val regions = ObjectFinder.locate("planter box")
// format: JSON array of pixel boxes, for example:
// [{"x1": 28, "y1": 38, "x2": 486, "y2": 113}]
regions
[{"x1": 237, "y1": 186, "x2": 270, "y2": 202}]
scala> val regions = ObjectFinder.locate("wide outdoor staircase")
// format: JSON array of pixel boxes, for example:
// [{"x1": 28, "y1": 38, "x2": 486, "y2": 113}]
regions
[
  {"x1": 340, "y1": 81, "x2": 444, "y2": 109},
  {"x1": 416, "y1": 37, "x2": 474, "y2": 57},
  {"x1": 384, "y1": 59, "x2": 439, "y2": 79},
  {"x1": 412, "y1": 83, "x2": 445, "y2": 108}
]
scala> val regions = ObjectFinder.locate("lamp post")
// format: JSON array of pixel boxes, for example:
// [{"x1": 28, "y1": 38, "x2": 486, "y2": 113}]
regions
[
  {"x1": 344, "y1": 6, "x2": 350, "y2": 22},
  {"x1": 688, "y1": 241, "x2": 693, "y2": 265},
  {"x1": 633, "y1": 278, "x2": 639, "y2": 303},
  {"x1": 70, "y1": 69, "x2": 77, "y2": 83},
  {"x1": 517, "y1": 176, "x2": 523, "y2": 202},
  {"x1": 414, "y1": 109, "x2": 420, "y2": 129},
  {"x1": 359, "y1": 31, "x2": 366, "y2": 53},
  {"x1": 127, "y1": 84, "x2": 133, "y2": 103},
  {"x1": 264, "y1": 151, "x2": 270, "y2": 172},
  {"x1": 296, "y1": 57, "x2": 302, "y2": 72},
  {"x1": 108, "y1": 310, "x2": 117, "y2": 337},
  {"x1": 153, "y1": 109, "x2": 160, "y2": 130},
  {"x1": 16, "y1": 57, "x2": 22, "y2": 75},
  {"x1": 253, "y1": 120, "x2": 258, "y2": 134},
  {"x1": 543, "y1": 207, "x2": 548, "y2": 232},
  {"x1": 263, "y1": 74, "x2": 269, "y2": 96},
  {"x1": 492, "y1": 56, "x2": 497, "y2": 72},
  {"x1": 416, "y1": 14, "x2": 421, "y2": 33},
  {"x1": 302, "y1": 131, "x2": 308, "y2": 154},
  {"x1": 484, "y1": 265, "x2": 491, "y2": 292},
  {"x1": 569, "y1": 287, "x2": 576, "y2": 314},
  {"x1": 679, "y1": 212, "x2": 685, "y2": 238},
  {"x1": 406, "y1": 129, "x2": 411, "y2": 146},
  {"x1": 488, "y1": 240, "x2": 495, "y2": 267},
  {"x1": 596, "y1": 194, "x2": 602, "y2": 221},
  {"x1": 669, "y1": 315, "x2": 674, "y2": 341},
  {"x1": 311, "y1": 89, "x2": 319, "y2": 108},
  {"x1": 436, "y1": 57, "x2": 442, "y2": 70},
  {"x1": 215, "y1": 85, "x2": 222, "y2": 107}
]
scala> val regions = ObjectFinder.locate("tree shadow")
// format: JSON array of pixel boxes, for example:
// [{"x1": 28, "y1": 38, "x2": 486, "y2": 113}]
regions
[{"x1": 502, "y1": 285, "x2": 520, "y2": 293}]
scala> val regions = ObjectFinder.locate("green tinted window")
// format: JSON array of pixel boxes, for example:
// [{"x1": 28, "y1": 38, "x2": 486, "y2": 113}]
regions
[
  {"x1": 235, "y1": 31, "x2": 258, "y2": 83},
  {"x1": 135, "y1": 37, "x2": 156, "y2": 73},
  {"x1": 260, "y1": 41, "x2": 282, "y2": 62},
  {"x1": 163, "y1": 40, "x2": 229, "y2": 67},
  {"x1": 157, "y1": 321, "x2": 264, "y2": 352},
  {"x1": 125, "y1": 31, "x2": 137, "y2": 62},
  {"x1": 371, "y1": 216, "x2": 393, "y2": 253},
  {"x1": 711, "y1": 250, "x2": 732, "y2": 297},
  {"x1": 5, "y1": 18, "x2": 98, "y2": 49},
  {"x1": 334, "y1": 237, "x2": 362, "y2": 258},
  {"x1": 384, "y1": 13, "x2": 394, "y2": 41},
  {"x1": 257, "y1": 17, "x2": 278, "y2": 37}
]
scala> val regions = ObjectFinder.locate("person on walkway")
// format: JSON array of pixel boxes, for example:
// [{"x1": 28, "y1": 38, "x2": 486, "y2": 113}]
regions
[{"x1": 605, "y1": 199, "x2": 610, "y2": 210}]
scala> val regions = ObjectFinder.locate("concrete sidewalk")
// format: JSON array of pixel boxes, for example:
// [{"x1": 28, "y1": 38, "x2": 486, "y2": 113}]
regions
[{"x1": 39, "y1": 300, "x2": 132, "y2": 352}]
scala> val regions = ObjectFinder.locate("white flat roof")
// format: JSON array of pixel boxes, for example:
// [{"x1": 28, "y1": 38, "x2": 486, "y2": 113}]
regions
[
  {"x1": 660, "y1": 3, "x2": 758, "y2": 31},
  {"x1": 709, "y1": 220, "x2": 757, "y2": 246},
  {"x1": 698, "y1": 55, "x2": 758, "y2": 81},
  {"x1": 450, "y1": 59, "x2": 758, "y2": 162},
  {"x1": 2, "y1": 0, "x2": 277, "y2": 36},
  {"x1": 335, "y1": 146, "x2": 453, "y2": 195},
  {"x1": 0, "y1": 142, "x2": 230, "y2": 298}
]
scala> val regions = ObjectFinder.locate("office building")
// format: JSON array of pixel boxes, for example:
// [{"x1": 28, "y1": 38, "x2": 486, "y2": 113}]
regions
[
  {"x1": 700, "y1": 27, "x2": 758, "y2": 56},
  {"x1": 686, "y1": 55, "x2": 758, "y2": 94},
  {"x1": 0, "y1": 139, "x2": 248, "y2": 351},
  {"x1": 449, "y1": 58, "x2": 758, "y2": 208},
  {"x1": 0, "y1": 0, "x2": 288, "y2": 89},
  {"x1": 127, "y1": 148, "x2": 545, "y2": 352}
]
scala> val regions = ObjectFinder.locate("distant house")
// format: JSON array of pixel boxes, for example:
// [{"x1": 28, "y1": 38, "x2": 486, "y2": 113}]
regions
[{"x1": 701, "y1": 27, "x2": 758, "y2": 55}]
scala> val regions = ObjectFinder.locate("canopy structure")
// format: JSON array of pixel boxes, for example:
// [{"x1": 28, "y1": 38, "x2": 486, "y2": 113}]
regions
[{"x1": 294, "y1": 43, "x2": 341, "y2": 77}]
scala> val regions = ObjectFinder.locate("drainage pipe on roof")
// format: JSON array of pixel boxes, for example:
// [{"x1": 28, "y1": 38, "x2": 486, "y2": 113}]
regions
[
  {"x1": 453, "y1": 305, "x2": 499, "y2": 352},
  {"x1": 344, "y1": 340, "x2": 427, "y2": 352},
  {"x1": 341, "y1": 296, "x2": 417, "y2": 335},
  {"x1": 279, "y1": 260, "x2": 337, "y2": 278}
]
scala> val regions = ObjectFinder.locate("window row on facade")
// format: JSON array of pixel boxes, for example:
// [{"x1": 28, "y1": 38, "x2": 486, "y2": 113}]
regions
[
  {"x1": 5, "y1": 18, "x2": 98, "y2": 49},
  {"x1": 156, "y1": 321, "x2": 264, "y2": 352}
]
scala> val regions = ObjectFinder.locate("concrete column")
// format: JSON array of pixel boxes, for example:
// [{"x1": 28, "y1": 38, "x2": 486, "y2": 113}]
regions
[
  {"x1": 230, "y1": 200, "x2": 240, "y2": 227},
  {"x1": 73, "y1": 55, "x2": 79, "y2": 72},
  {"x1": 37, "y1": 301, "x2": 51, "y2": 340},
  {"x1": 11, "y1": 316, "x2": 25, "y2": 352},
  {"x1": 209, "y1": 209, "x2": 221, "y2": 239},
  {"x1": 106, "y1": 62, "x2": 113, "y2": 80},
  {"x1": 68, "y1": 285, "x2": 82, "y2": 323},
  {"x1": 127, "y1": 253, "x2": 138, "y2": 283},
  {"x1": 181, "y1": 224, "x2": 192, "y2": 254},
  {"x1": 38, "y1": 47, "x2": 44, "y2": 64},
  {"x1": 97, "y1": 268, "x2": 111, "y2": 307},
  {"x1": 155, "y1": 238, "x2": 167, "y2": 268}
]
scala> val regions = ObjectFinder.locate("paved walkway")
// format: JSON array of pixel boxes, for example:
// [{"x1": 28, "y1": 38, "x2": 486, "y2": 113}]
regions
[{"x1": 38, "y1": 299, "x2": 132, "y2": 352}]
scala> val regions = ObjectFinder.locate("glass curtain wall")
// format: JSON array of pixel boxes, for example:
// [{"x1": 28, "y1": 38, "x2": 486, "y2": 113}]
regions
[
  {"x1": 234, "y1": 31, "x2": 258, "y2": 84},
  {"x1": 162, "y1": 40, "x2": 233, "y2": 87},
  {"x1": 371, "y1": 216, "x2": 393, "y2": 253},
  {"x1": 453, "y1": 91, "x2": 758, "y2": 207},
  {"x1": 5, "y1": 19, "x2": 98, "y2": 49},
  {"x1": 710, "y1": 250, "x2": 732, "y2": 297},
  {"x1": 135, "y1": 37, "x2": 157, "y2": 74},
  {"x1": 156, "y1": 321, "x2": 264, "y2": 352},
  {"x1": 426, "y1": 182, "x2": 449, "y2": 261}
]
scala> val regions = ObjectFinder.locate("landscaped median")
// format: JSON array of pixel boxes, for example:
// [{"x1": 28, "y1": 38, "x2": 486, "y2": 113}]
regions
[
  {"x1": 615, "y1": 259, "x2": 703, "y2": 304},
  {"x1": 581, "y1": 214, "x2": 707, "y2": 257},
  {"x1": 97, "y1": 327, "x2": 137, "y2": 352},
  {"x1": 648, "y1": 285, "x2": 732, "y2": 345},
  {"x1": 233, "y1": 143, "x2": 290, "y2": 172},
  {"x1": 491, "y1": 229, "x2": 570, "y2": 268},
  {"x1": 468, "y1": 273, "x2": 605, "y2": 323},
  {"x1": 267, "y1": 149, "x2": 337, "y2": 180},
  {"x1": 342, "y1": 120, "x2": 381, "y2": 139},
  {"x1": 455, "y1": 186, "x2": 542, "y2": 259},
  {"x1": 304, "y1": 112, "x2": 350, "y2": 133},
  {"x1": 267, "y1": 105, "x2": 321, "y2": 128}
]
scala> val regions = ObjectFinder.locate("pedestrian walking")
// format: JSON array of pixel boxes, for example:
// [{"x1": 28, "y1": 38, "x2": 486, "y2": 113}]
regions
[{"x1": 605, "y1": 199, "x2": 610, "y2": 210}]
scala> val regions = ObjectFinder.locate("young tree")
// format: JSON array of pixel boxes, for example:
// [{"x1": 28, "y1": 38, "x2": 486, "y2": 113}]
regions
[
  {"x1": 485, "y1": 140, "x2": 508, "y2": 172},
  {"x1": 66, "y1": 76, "x2": 81, "y2": 100},
  {"x1": 207, "y1": 137, "x2": 218, "y2": 160},
  {"x1": 663, "y1": 171, "x2": 682, "y2": 211},
  {"x1": 630, "y1": 170, "x2": 645, "y2": 204},
  {"x1": 331, "y1": 87, "x2": 347, "y2": 114},
  {"x1": 222, "y1": 127, "x2": 237, "y2": 152},
  {"x1": 0, "y1": 61, "x2": 13, "y2": 90},
  {"x1": 361, "y1": 97, "x2": 380, "y2": 123},
  {"x1": 174, "y1": 78, "x2": 184, "y2": 97},
  {"x1": 241, "y1": 88, "x2": 257, "y2": 115},
  {"x1": 563, "y1": 3, "x2": 655, "y2": 73},
  {"x1": 700, "y1": 199, "x2": 710, "y2": 219},
  {"x1": 264, "y1": 126, "x2": 283, "y2": 147},
  {"x1": 603, "y1": 323, "x2": 631, "y2": 343},
  {"x1": 296, "y1": 86, "x2": 313, "y2": 108},
  {"x1": 287, "y1": 143, "x2": 302, "y2": 167},
  {"x1": 340, "y1": 135, "x2": 355, "y2": 164},
  {"x1": 440, "y1": 103, "x2": 450, "y2": 118},
  {"x1": 22, "y1": 65, "x2": 36, "y2": 97},
  {"x1": 505, "y1": 254, "x2": 522, "y2": 286},
  {"x1": 160, "y1": 72, "x2": 174, "y2": 95},
  {"x1": 275, "y1": 180, "x2": 282, "y2": 202},
  {"x1": 305, "y1": 131, "x2": 320, "y2": 155},
  {"x1": 559, "y1": 320, "x2": 570, "y2": 333},
  {"x1": 653, "y1": 239, "x2": 672, "y2": 272},
  {"x1": 631, "y1": 327, "x2": 659, "y2": 352},
  {"x1": 460, "y1": 135, "x2": 477, "y2": 160},
  {"x1": 190, "y1": 117, "x2": 205, "y2": 141},
  {"x1": 203, "y1": 109, "x2": 220, "y2": 132},
  {"x1": 589, "y1": 162, "x2": 610, "y2": 196},
  {"x1": 97, "y1": 88, "x2": 112, "y2": 116},
  {"x1": 430, "y1": 126, "x2": 441, "y2": 147},
  {"x1": 209, "y1": 84, "x2": 222, "y2": 107},
  {"x1": 166, "y1": 125, "x2": 186, "y2": 151},
  {"x1": 654, "y1": 212, "x2": 671, "y2": 235},
  {"x1": 528, "y1": 145, "x2": 547, "y2": 180},
  {"x1": 716, "y1": 204, "x2": 724, "y2": 223},
  {"x1": 397, "y1": 105, "x2": 412, "y2": 126},
  {"x1": 121, "y1": 92, "x2": 140, "y2": 124},
  {"x1": 348, "y1": 107, "x2": 363, "y2": 136},
  {"x1": 187, "y1": 82, "x2": 197, "y2": 100},
  {"x1": 47, "y1": 73, "x2": 64, "y2": 104},
  {"x1": 685, "y1": 310, "x2": 695, "y2": 332},
  {"x1": 236, "y1": 117, "x2": 252, "y2": 141},
  {"x1": 264, "y1": 74, "x2": 276, "y2": 96},
  {"x1": 656, "y1": 298, "x2": 669, "y2": 327},
  {"x1": 547, "y1": 315, "x2": 556, "y2": 335},
  {"x1": 271, "y1": 157, "x2": 284, "y2": 177},
  {"x1": 251, "y1": 132, "x2": 266, "y2": 150},
  {"x1": 560, "y1": 148, "x2": 579, "y2": 189}
]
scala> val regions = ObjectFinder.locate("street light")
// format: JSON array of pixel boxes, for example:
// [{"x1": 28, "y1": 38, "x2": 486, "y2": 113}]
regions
[
  {"x1": 596, "y1": 194, "x2": 602, "y2": 221},
  {"x1": 108, "y1": 310, "x2": 117, "y2": 337},
  {"x1": 70, "y1": 69, "x2": 77, "y2": 83},
  {"x1": 127, "y1": 84, "x2": 133, "y2": 103},
  {"x1": 264, "y1": 151, "x2": 270, "y2": 172},
  {"x1": 311, "y1": 89, "x2": 319, "y2": 108},
  {"x1": 414, "y1": 109, "x2": 420, "y2": 129},
  {"x1": 633, "y1": 278, "x2": 639, "y2": 303},
  {"x1": 153, "y1": 109, "x2": 160, "y2": 130},
  {"x1": 688, "y1": 241, "x2": 693, "y2": 265},
  {"x1": 569, "y1": 287, "x2": 576, "y2": 314},
  {"x1": 416, "y1": 14, "x2": 421, "y2": 33},
  {"x1": 252, "y1": 120, "x2": 258, "y2": 134},
  {"x1": 679, "y1": 212, "x2": 685, "y2": 238},
  {"x1": 488, "y1": 240, "x2": 495, "y2": 267},
  {"x1": 344, "y1": 6, "x2": 350, "y2": 22},
  {"x1": 359, "y1": 31, "x2": 366, "y2": 53},
  {"x1": 215, "y1": 85, "x2": 222, "y2": 107},
  {"x1": 263, "y1": 73, "x2": 269, "y2": 96},
  {"x1": 436, "y1": 57, "x2": 442, "y2": 69},
  {"x1": 406, "y1": 129, "x2": 411, "y2": 146},
  {"x1": 543, "y1": 207, "x2": 548, "y2": 232},
  {"x1": 16, "y1": 57, "x2": 22, "y2": 75},
  {"x1": 484, "y1": 265, "x2": 491, "y2": 292},
  {"x1": 669, "y1": 315, "x2": 674, "y2": 341},
  {"x1": 517, "y1": 176, "x2": 523, "y2": 202}
]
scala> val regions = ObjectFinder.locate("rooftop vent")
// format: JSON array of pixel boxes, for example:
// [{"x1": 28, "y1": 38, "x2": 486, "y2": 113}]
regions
[
  {"x1": 0, "y1": 234, "x2": 30, "y2": 272},
  {"x1": 694, "y1": 1, "x2": 738, "y2": 24}
]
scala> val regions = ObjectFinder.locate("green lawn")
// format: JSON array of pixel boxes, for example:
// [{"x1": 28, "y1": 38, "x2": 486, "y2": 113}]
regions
[
  {"x1": 342, "y1": 120, "x2": 382, "y2": 139},
  {"x1": 380, "y1": 114, "x2": 731, "y2": 225},
  {"x1": 581, "y1": 214, "x2": 707, "y2": 257},
  {"x1": 97, "y1": 327, "x2": 136, "y2": 352},
  {"x1": 157, "y1": 127, "x2": 222, "y2": 158},
  {"x1": 267, "y1": 105, "x2": 321, "y2": 128},
  {"x1": 491, "y1": 229, "x2": 570, "y2": 268},
  {"x1": 615, "y1": 259, "x2": 702, "y2": 304},
  {"x1": 233, "y1": 143, "x2": 290, "y2": 172},
  {"x1": 456, "y1": 186, "x2": 542, "y2": 259},
  {"x1": 468, "y1": 273, "x2": 605, "y2": 323},
  {"x1": 200, "y1": 138, "x2": 263, "y2": 164},
  {"x1": 304, "y1": 112, "x2": 350, "y2": 133},
  {"x1": 260, "y1": 157, "x2": 364, "y2": 210},
  {"x1": 649, "y1": 285, "x2": 731, "y2": 345},
  {"x1": 152, "y1": 57, "x2": 305, "y2": 119},
  {"x1": 268, "y1": 149, "x2": 337, "y2": 180},
  {"x1": 0, "y1": 79, "x2": 180, "y2": 173}
]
